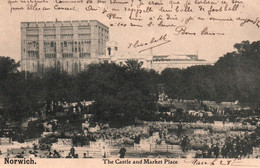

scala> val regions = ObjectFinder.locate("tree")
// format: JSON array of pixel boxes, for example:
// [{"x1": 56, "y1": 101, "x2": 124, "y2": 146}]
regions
[
  {"x1": 160, "y1": 68, "x2": 182, "y2": 100},
  {"x1": 185, "y1": 65, "x2": 216, "y2": 103},
  {"x1": 214, "y1": 41, "x2": 260, "y2": 102},
  {"x1": 124, "y1": 59, "x2": 143, "y2": 71},
  {"x1": 0, "y1": 56, "x2": 39, "y2": 122},
  {"x1": 76, "y1": 61, "x2": 159, "y2": 125},
  {"x1": 160, "y1": 40, "x2": 260, "y2": 104},
  {"x1": 41, "y1": 68, "x2": 76, "y2": 114},
  {"x1": 0, "y1": 56, "x2": 19, "y2": 80}
]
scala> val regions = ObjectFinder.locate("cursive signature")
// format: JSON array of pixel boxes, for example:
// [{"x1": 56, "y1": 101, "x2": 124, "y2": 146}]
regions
[
  {"x1": 185, "y1": 159, "x2": 232, "y2": 166},
  {"x1": 184, "y1": 157, "x2": 244, "y2": 166},
  {"x1": 128, "y1": 34, "x2": 171, "y2": 53}
]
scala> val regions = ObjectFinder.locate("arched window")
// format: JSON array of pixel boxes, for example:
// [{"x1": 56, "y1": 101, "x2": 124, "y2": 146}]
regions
[{"x1": 108, "y1": 47, "x2": 111, "y2": 56}]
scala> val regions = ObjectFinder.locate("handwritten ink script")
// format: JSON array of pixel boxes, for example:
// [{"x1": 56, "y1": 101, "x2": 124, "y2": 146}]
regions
[
  {"x1": 6, "y1": 0, "x2": 259, "y2": 52},
  {"x1": 7, "y1": 0, "x2": 259, "y2": 31},
  {"x1": 128, "y1": 34, "x2": 171, "y2": 53}
]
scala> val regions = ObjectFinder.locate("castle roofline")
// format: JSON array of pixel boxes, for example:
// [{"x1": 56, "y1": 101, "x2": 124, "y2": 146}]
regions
[{"x1": 21, "y1": 20, "x2": 109, "y2": 29}]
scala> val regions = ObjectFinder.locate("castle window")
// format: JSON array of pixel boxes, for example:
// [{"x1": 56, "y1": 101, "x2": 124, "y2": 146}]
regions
[
  {"x1": 108, "y1": 47, "x2": 111, "y2": 56},
  {"x1": 64, "y1": 41, "x2": 67, "y2": 47},
  {"x1": 54, "y1": 42, "x2": 56, "y2": 52}
]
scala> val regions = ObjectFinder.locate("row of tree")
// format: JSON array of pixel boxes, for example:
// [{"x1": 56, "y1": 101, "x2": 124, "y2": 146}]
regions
[
  {"x1": 0, "y1": 59, "x2": 159, "y2": 124},
  {"x1": 161, "y1": 40, "x2": 260, "y2": 103},
  {"x1": 0, "y1": 40, "x2": 259, "y2": 124}
]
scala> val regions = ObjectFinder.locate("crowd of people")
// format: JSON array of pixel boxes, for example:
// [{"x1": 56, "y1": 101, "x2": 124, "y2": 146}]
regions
[
  {"x1": 220, "y1": 135, "x2": 254, "y2": 158},
  {"x1": 180, "y1": 132, "x2": 257, "y2": 158},
  {"x1": 193, "y1": 135, "x2": 255, "y2": 158},
  {"x1": 1, "y1": 104, "x2": 259, "y2": 159},
  {"x1": 2, "y1": 125, "x2": 259, "y2": 159}
]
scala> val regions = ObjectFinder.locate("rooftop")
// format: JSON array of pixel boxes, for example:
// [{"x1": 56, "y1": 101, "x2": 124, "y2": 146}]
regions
[{"x1": 21, "y1": 20, "x2": 109, "y2": 29}]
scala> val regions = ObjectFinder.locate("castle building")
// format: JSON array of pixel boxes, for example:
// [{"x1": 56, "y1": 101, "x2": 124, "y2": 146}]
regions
[
  {"x1": 21, "y1": 20, "x2": 109, "y2": 75},
  {"x1": 21, "y1": 20, "x2": 211, "y2": 74}
]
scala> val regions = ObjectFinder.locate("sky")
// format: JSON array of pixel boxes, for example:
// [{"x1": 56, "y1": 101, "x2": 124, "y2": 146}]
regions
[{"x1": 0, "y1": 0, "x2": 259, "y2": 63}]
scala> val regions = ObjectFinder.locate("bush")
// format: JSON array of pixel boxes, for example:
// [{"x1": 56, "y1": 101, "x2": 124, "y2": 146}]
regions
[{"x1": 39, "y1": 134, "x2": 58, "y2": 144}]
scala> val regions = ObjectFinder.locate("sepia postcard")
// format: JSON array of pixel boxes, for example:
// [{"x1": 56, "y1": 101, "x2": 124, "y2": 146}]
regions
[{"x1": 0, "y1": 0, "x2": 259, "y2": 167}]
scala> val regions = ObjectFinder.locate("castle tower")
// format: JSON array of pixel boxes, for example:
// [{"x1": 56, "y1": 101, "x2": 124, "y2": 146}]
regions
[{"x1": 21, "y1": 20, "x2": 109, "y2": 75}]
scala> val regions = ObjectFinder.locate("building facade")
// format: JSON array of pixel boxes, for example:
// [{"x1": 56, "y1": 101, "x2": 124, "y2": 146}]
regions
[
  {"x1": 111, "y1": 53, "x2": 212, "y2": 73},
  {"x1": 150, "y1": 54, "x2": 211, "y2": 72},
  {"x1": 21, "y1": 20, "x2": 109, "y2": 75},
  {"x1": 107, "y1": 42, "x2": 211, "y2": 73},
  {"x1": 21, "y1": 20, "x2": 211, "y2": 74}
]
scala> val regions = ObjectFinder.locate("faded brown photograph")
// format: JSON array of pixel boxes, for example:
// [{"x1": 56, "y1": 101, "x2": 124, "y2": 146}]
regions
[{"x1": 0, "y1": 0, "x2": 260, "y2": 166}]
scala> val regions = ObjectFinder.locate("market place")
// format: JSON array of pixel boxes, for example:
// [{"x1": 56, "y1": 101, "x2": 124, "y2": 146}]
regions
[{"x1": 0, "y1": 100, "x2": 259, "y2": 159}]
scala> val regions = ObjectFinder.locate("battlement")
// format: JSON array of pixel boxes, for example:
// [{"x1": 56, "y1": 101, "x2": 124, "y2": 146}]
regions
[{"x1": 21, "y1": 20, "x2": 108, "y2": 29}]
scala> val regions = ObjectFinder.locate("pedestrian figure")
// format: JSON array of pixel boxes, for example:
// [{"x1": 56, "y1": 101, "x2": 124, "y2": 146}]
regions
[
  {"x1": 177, "y1": 123, "x2": 183, "y2": 137},
  {"x1": 221, "y1": 145, "x2": 227, "y2": 158},
  {"x1": 101, "y1": 145, "x2": 108, "y2": 158},
  {"x1": 70, "y1": 146, "x2": 75, "y2": 157},
  {"x1": 119, "y1": 145, "x2": 126, "y2": 158},
  {"x1": 213, "y1": 144, "x2": 220, "y2": 158}
]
